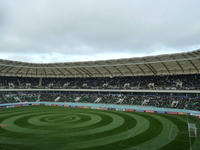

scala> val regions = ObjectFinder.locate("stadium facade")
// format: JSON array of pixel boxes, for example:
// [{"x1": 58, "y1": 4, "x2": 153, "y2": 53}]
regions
[{"x1": 0, "y1": 49, "x2": 200, "y2": 112}]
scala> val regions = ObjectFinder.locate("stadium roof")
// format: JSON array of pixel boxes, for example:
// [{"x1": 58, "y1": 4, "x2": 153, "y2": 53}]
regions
[{"x1": 0, "y1": 49, "x2": 200, "y2": 78}]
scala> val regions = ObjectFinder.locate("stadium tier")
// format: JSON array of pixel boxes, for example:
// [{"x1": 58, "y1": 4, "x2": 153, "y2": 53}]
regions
[
  {"x1": 0, "y1": 74, "x2": 200, "y2": 90},
  {"x1": 1, "y1": 92, "x2": 200, "y2": 111},
  {"x1": 0, "y1": 50, "x2": 200, "y2": 90}
]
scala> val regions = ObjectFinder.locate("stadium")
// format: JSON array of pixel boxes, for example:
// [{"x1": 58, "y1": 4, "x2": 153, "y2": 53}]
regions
[
  {"x1": 1, "y1": 0, "x2": 200, "y2": 150},
  {"x1": 0, "y1": 50, "x2": 200, "y2": 150}
]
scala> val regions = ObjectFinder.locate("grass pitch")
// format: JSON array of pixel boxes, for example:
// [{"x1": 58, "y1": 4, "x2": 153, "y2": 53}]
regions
[{"x1": 0, "y1": 106, "x2": 199, "y2": 150}]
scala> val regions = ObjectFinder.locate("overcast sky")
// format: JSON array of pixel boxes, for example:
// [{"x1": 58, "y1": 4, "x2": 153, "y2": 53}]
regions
[{"x1": 0, "y1": 0, "x2": 200, "y2": 63}]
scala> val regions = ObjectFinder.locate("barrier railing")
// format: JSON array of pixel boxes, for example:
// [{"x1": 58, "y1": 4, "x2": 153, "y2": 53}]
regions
[
  {"x1": 1, "y1": 102, "x2": 200, "y2": 118},
  {"x1": 0, "y1": 88, "x2": 200, "y2": 93}
]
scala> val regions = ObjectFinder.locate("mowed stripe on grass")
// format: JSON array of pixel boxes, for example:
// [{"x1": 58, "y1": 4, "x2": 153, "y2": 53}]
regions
[{"x1": 0, "y1": 106, "x2": 199, "y2": 150}]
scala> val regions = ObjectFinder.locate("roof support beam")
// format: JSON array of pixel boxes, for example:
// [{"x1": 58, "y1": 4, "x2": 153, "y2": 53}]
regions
[
  {"x1": 188, "y1": 60, "x2": 199, "y2": 73},
  {"x1": 81, "y1": 67, "x2": 93, "y2": 76},
  {"x1": 50, "y1": 68, "x2": 58, "y2": 76},
  {"x1": 182, "y1": 53, "x2": 199, "y2": 73},
  {"x1": 81, "y1": 63, "x2": 96, "y2": 76},
  {"x1": 161, "y1": 62, "x2": 171, "y2": 74},
  {"x1": 193, "y1": 51, "x2": 200, "y2": 56},
  {"x1": 124, "y1": 65, "x2": 134, "y2": 76},
  {"x1": 16, "y1": 67, "x2": 24, "y2": 75},
  {"x1": 25, "y1": 68, "x2": 30, "y2": 76},
  {"x1": 73, "y1": 68, "x2": 85, "y2": 77},
  {"x1": 91, "y1": 62, "x2": 104, "y2": 76},
  {"x1": 112, "y1": 66, "x2": 124, "y2": 76},
  {"x1": 91, "y1": 67, "x2": 104, "y2": 76},
  {"x1": 36, "y1": 68, "x2": 38, "y2": 76},
  {"x1": 74, "y1": 63, "x2": 91, "y2": 77},
  {"x1": 102, "y1": 66, "x2": 113, "y2": 77},
  {"x1": 142, "y1": 58, "x2": 156, "y2": 75},
  {"x1": 144, "y1": 64, "x2": 155, "y2": 75},
  {"x1": 147, "y1": 64, "x2": 157, "y2": 75},
  {"x1": 4, "y1": 67, "x2": 15, "y2": 74},
  {"x1": 56, "y1": 68, "x2": 66, "y2": 76},
  {"x1": 0, "y1": 66, "x2": 10, "y2": 72},
  {"x1": 43, "y1": 68, "x2": 47, "y2": 77},
  {"x1": 105, "y1": 61, "x2": 122, "y2": 76},
  {"x1": 170, "y1": 55, "x2": 184, "y2": 73},
  {"x1": 156, "y1": 56, "x2": 170, "y2": 74},
  {"x1": 136, "y1": 64, "x2": 145, "y2": 75},
  {"x1": 175, "y1": 61, "x2": 184, "y2": 73},
  {"x1": 142, "y1": 58, "x2": 157, "y2": 75},
  {"x1": 63, "y1": 68, "x2": 74, "y2": 76},
  {"x1": 78, "y1": 67, "x2": 91, "y2": 77}
]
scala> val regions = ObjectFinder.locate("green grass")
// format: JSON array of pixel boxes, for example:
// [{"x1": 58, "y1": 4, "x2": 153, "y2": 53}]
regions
[{"x1": 0, "y1": 106, "x2": 199, "y2": 150}]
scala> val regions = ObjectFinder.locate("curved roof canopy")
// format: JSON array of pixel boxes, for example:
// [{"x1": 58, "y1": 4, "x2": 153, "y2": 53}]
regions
[{"x1": 0, "y1": 50, "x2": 200, "y2": 78}]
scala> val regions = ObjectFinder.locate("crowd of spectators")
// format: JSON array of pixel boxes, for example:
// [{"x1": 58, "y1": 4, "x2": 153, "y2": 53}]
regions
[
  {"x1": 0, "y1": 93, "x2": 200, "y2": 111},
  {"x1": 0, "y1": 74, "x2": 199, "y2": 111},
  {"x1": 0, "y1": 74, "x2": 200, "y2": 90}
]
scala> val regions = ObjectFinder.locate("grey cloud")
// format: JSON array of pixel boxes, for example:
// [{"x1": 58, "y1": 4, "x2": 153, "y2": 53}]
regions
[{"x1": 0, "y1": 0, "x2": 200, "y2": 62}]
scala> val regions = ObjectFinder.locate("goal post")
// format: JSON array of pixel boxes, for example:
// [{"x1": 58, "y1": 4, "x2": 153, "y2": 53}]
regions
[{"x1": 188, "y1": 123, "x2": 197, "y2": 138}]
